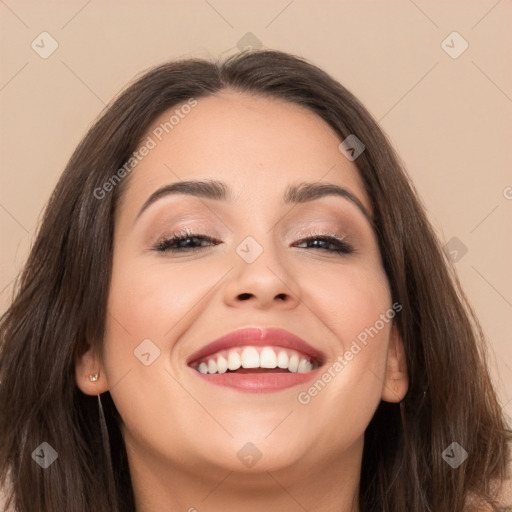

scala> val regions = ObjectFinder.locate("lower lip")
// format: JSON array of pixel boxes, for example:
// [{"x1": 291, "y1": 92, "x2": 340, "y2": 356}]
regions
[{"x1": 192, "y1": 369, "x2": 321, "y2": 392}]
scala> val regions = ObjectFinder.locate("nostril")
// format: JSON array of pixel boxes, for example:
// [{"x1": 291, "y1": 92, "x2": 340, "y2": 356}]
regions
[
  {"x1": 238, "y1": 293, "x2": 252, "y2": 300},
  {"x1": 276, "y1": 293, "x2": 287, "y2": 301}
]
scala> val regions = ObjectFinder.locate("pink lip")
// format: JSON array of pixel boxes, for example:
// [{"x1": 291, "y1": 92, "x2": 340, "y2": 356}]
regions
[
  {"x1": 186, "y1": 327, "x2": 325, "y2": 393},
  {"x1": 186, "y1": 327, "x2": 325, "y2": 365},
  {"x1": 192, "y1": 369, "x2": 323, "y2": 392}
]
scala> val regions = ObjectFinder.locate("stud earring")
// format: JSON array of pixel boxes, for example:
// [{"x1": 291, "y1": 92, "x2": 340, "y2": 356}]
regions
[{"x1": 89, "y1": 372, "x2": 99, "y2": 382}]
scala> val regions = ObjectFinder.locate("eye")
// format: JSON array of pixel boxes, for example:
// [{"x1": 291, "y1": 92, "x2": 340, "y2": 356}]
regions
[
  {"x1": 154, "y1": 230, "x2": 354, "y2": 255},
  {"x1": 155, "y1": 230, "x2": 221, "y2": 253},
  {"x1": 293, "y1": 233, "x2": 354, "y2": 255}
]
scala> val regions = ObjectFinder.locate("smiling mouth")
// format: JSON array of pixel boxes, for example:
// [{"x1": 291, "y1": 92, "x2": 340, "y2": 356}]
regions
[{"x1": 189, "y1": 345, "x2": 322, "y2": 375}]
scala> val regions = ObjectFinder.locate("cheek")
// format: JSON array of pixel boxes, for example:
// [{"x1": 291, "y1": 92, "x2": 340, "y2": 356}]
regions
[
  {"x1": 99, "y1": 259, "x2": 197, "y2": 445},
  {"x1": 300, "y1": 256, "x2": 392, "y2": 350},
  {"x1": 107, "y1": 253, "x2": 224, "y2": 340},
  {"x1": 100, "y1": 253, "x2": 227, "y2": 397},
  {"x1": 295, "y1": 259, "x2": 392, "y2": 427}
]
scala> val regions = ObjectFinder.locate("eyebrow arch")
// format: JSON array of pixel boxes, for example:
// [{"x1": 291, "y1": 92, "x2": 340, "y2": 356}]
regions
[
  {"x1": 135, "y1": 179, "x2": 373, "y2": 226},
  {"x1": 136, "y1": 180, "x2": 229, "y2": 220},
  {"x1": 283, "y1": 182, "x2": 373, "y2": 225}
]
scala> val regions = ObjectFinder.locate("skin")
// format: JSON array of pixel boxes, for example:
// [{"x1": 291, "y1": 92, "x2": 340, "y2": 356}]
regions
[{"x1": 76, "y1": 90, "x2": 408, "y2": 512}]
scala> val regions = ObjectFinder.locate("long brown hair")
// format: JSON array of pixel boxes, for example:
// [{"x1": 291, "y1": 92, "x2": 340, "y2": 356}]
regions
[{"x1": 1, "y1": 49, "x2": 510, "y2": 512}]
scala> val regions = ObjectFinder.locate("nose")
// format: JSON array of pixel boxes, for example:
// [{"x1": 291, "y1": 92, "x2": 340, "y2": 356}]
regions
[{"x1": 222, "y1": 238, "x2": 302, "y2": 311}]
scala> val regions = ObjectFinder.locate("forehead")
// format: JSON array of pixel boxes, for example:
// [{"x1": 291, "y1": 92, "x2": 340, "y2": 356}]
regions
[{"x1": 117, "y1": 90, "x2": 371, "y2": 217}]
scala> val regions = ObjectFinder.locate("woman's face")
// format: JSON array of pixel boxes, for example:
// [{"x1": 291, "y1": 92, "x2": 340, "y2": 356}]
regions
[{"x1": 78, "y1": 91, "x2": 407, "y2": 484}]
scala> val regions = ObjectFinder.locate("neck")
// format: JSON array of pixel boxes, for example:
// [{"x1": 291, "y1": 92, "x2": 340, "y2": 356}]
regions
[{"x1": 126, "y1": 438, "x2": 362, "y2": 512}]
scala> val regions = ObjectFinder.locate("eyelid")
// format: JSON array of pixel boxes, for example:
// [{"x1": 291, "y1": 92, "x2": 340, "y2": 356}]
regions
[
  {"x1": 294, "y1": 230, "x2": 355, "y2": 251},
  {"x1": 292, "y1": 227, "x2": 351, "y2": 242},
  {"x1": 152, "y1": 227, "x2": 356, "y2": 258},
  {"x1": 153, "y1": 226, "x2": 218, "y2": 247},
  {"x1": 154, "y1": 227, "x2": 350, "y2": 245}
]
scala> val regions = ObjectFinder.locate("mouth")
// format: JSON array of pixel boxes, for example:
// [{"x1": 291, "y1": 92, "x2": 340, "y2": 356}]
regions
[
  {"x1": 191, "y1": 345, "x2": 321, "y2": 374},
  {"x1": 187, "y1": 327, "x2": 325, "y2": 392}
]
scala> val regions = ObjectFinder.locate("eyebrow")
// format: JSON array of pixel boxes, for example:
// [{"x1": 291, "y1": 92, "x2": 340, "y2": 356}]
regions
[{"x1": 135, "y1": 179, "x2": 373, "y2": 225}]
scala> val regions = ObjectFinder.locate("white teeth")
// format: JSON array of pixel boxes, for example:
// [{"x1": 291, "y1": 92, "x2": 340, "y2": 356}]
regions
[
  {"x1": 241, "y1": 346, "x2": 260, "y2": 368},
  {"x1": 217, "y1": 355, "x2": 228, "y2": 374},
  {"x1": 298, "y1": 359, "x2": 312, "y2": 373},
  {"x1": 288, "y1": 353, "x2": 299, "y2": 373},
  {"x1": 227, "y1": 351, "x2": 242, "y2": 371},
  {"x1": 194, "y1": 345, "x2": 318, "y2": 375},
  {"x1": 208, "y1": 359, "x2": 218, "y2": 374},
  {"x1": 260, "y1": 346, "x2": 277, "y2": 368},
  {"x1": 277, "y1": 350, "x2": 289, "y2": 369}
]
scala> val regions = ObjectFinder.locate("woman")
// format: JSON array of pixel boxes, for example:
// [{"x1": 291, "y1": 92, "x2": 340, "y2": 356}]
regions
[{"x1": 0, "y1": 49, "x2": 510, "y2": 511}]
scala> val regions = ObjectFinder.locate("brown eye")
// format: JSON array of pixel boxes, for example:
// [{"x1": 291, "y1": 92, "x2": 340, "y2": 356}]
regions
[
  {"x1": 155, "y1": 231, "x2": 221, "y2": 253},
  {"x1": 294, "y1": 235, "x2": 354, "y2": 255}
]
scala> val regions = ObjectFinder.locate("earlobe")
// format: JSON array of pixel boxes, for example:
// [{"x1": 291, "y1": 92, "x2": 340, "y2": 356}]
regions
[
  {"x1": 381, "y1": 325, "x2": 408, "y2": 403},
  {"x1": 75, "y1": 346, "x2": 108, "y2": 395}
]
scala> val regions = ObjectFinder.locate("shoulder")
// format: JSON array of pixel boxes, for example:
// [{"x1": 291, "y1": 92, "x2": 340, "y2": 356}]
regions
[
  {"x1": 465, "y1": 475, "x2": 512, "y2": 511},
  {"x1": 0, "y1": 483, "x2": 14, "y2": 512},
  {"x1": 491, "y1": 473, "x2": 512, "y2": 510},
  {"x1": 495, "y1": 477, "x2": 512, "y2": 510}
]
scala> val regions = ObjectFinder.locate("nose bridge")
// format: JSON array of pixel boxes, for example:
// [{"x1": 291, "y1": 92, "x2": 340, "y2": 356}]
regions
[{"x1": 223, "y1": 230, "x2": 301, "y2": 309}]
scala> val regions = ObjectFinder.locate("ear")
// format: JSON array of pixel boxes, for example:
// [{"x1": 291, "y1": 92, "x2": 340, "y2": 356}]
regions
[
  {"x1": 75, "y1": 344, "x2": 109, "y2": 395},
  {"x1": 381, "y1": 324, "x2": 408, "y2": 403}
]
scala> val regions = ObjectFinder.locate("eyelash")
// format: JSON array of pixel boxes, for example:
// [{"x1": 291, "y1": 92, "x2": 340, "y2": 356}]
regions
[{"x1": 155, "y1": 229, "x2": 354, "y2": 255}]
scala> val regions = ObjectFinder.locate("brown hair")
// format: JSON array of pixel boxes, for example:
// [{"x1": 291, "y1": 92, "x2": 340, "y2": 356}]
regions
[{"x1": 0, "y1": 49, "x2": 510, "y2": 512}]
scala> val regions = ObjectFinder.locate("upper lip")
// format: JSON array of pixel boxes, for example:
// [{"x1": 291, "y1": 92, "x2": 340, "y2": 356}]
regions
[{"x1": 186, "y1": 327, "x2": 325, "y2": 365}]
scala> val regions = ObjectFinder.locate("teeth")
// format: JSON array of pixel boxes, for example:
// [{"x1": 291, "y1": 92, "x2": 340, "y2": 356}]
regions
[
  {"x1": 227, "y1": 351, "x2": 242, "y2": 371},
  {"x1": 288, "y1": 353, "x2": 299, "y2": 373},
  {"x1": 217, "y1": 355, "x2": 228, "y2": 374},
  {"x1": 298, "y1": 359, "x2": 312, "y2": 373},
  {"x1": 208, "y1": 359, "x2": 218, "y2": 374},
  {"x1": 194, "y1": 346, "x2": 318, "y2": 375},
  {"x1": 277, "y1": 350, "x2": 289, "y2": 369},
  {"x1": 241, "y1": 347, "x2": 259, "y2": 368},
  {"x1": 260, "y1": 346, "x2": 277, "y2": 368}
]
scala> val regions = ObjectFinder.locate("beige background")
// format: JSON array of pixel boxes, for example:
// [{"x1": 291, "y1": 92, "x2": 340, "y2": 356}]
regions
[{"x1": 1, "y1": 1, "x2": 511, "y2": 421}]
